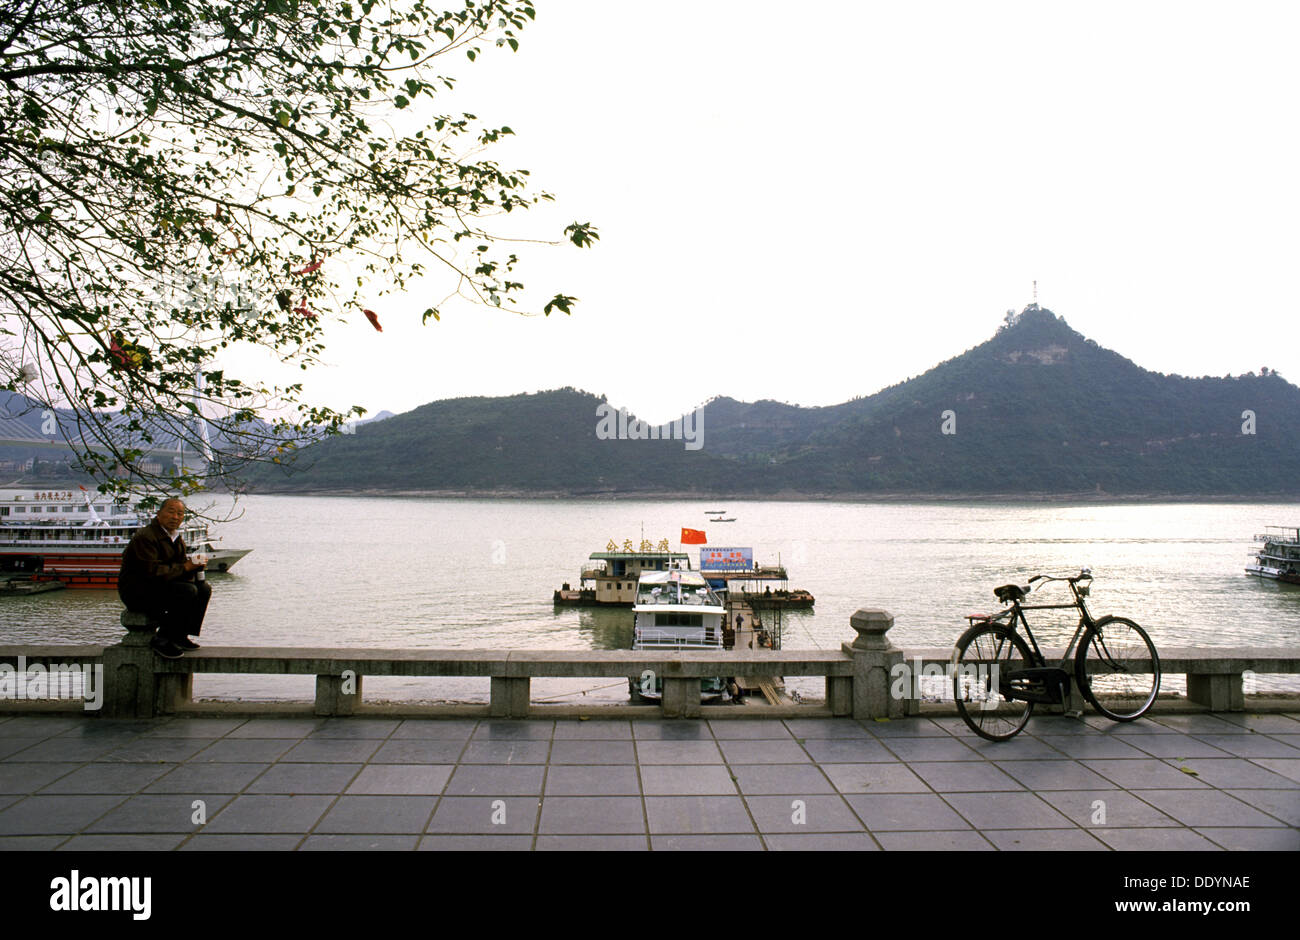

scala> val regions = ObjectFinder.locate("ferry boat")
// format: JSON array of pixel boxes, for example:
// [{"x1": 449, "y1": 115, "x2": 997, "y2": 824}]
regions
[
  {"x1": 1246, "y1": 526, "x2": 1300, "y2": 585},
  {"x1": 0, "y1": 488, "x2": 251, "y2": 588},
  {"x1": 553, "y1": 538, "x2": 691, "y2": 607},
  {"x1": 629, "y1": 569, "x2": 727, "y2": 701}
]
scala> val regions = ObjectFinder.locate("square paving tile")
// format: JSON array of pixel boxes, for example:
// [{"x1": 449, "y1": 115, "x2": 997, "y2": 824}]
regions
[
  {"x1": 961, "y1": 737, "x2": 1066, "y2": 760},
  {"x1": 1195, "y1": 827, "x2": 1300, "y2": 850},
  {"x1": 0, "y1": 762, "x2": 80, "y2": 793},
  {"x1": 370, "y1": 740, "x2": 467, "y2": 764},
  {"x1": 425, "y1": 796, "x2": 538, "y2": 834},
  {"x1": 1248, "y1": 758, "x2": 1300, "y2": 784},
  {"x1": 391, "y1": 720, "x2": 479, "y2": 739},
  {"x1": 1125, "y1": 735, "x2": 1234, "y2": 759},
  {"x1": 868, "y1": 717, "x2": 957, "y2": 737},
  {"x1": 98, "y1": 740, "x2": 215, "y2": 764},
  {"x1": 708, "y1": 720, "x2": 792, "y2": 740},
  {"x1": 718, "y1": 740, "x2": 810, "y2": 764},
  {"x1": 446, "y1": 764, "x2": 545, "y2": 796},
  {"x1": 636, "y1": 740, "x2": 723, "y2": 764},
  {"x1": 764, "y1": 832, "x2": 880, "y2": 850},
  {"x1": 981, "y1": 829, "x2": 1108, "y2": 850},
  {"x1": 226, "y1": 719, "x2": 323, "y2": 739},
  {"x1": 0, "y1": 794, "x2": 127, "y2": 834},
  {"x1": 1148, "y1": 715, "x2": 1250, "y2": 734},
  {"x1": 315, "y1": 795, "x2": 437, "y2": 833},
  {"x1": 279, "y1": 738, "x2": 382, "y2": 763},
  {"x1": 38, "y1": 762, "x2": 174, "y2": 794},
  {"x1": 1170, "y1": 759, "x2": 1300, "y2": 789},
  {"x1": 201, "y1": 794, "x2": 335, "y2": 833},
  {"x1": 183, "y1": 738, "x2": 292, "y2": 763},
  {"x1": 536, "y1": 835, "x2": 647, "y2": 850},
  {"x1": 729, "y1": 763, "x2": 834, "y2": 795},
  {"x1": 1213, "y1": 715, "x2": 1300, "y2": 733},
  {"x1": 308, "y1": 718, "x2": 402, "y2": 738},
  {"x1": 470, "y1": 721, "x2": 554, "y2": 741},
  {"x1": 7, "y1": 737, "x2": 129, "y2": 762},
  {"x1": 802, "y1": 738, "x2": 896, "y2": 763},
  {"x1": 1036, "y1": 790, "x2": 1181, "y2": 829},
  {"x1": 909, "y1": 761, "x2": 1024, "y2": 792},
  {"x1": 875, "y1": 830, "x2": 993, "y2": 850},
  {"x1": 944, "y1": 792, "x2": 1075, "y2": 829},
  {"x1": 1084, "y1": 758, "x2": 1212, "y2": 789},
  {"x1": 0, "y1": 836, "x2": 66, "y2": 850},
  {"x1": 299, "y1": 834, "x2": 418, "y2": 850},
  {"x1": 1220, "y1": 789, "x2": 1300, "y2": 826},
  {"x1": 145, "y1": 718, "x2": 248, "y2": 738},
  {"x1": 994, "y1": 760, "x2": 1119, "y2": 791},
  {"x1": 1036, "y1": 736, "x2": 1149, "y2": 759},
  {"x1": 875, "y1": 738, "x2": 982, "y2": 762},
  {"x1": 822, "y1": 763, "x2": 929, "y2": 794},
  {"x1": 460, "y1": 741, "x2": 551, "y2": 764},
  {"x1": 418, "y1": 834, "x2": 533, "y2": 850},
  {"x1": 1093, "y1": 828, "x2": 1223, "y2": 851},
  {"x1": 548, "y1": 740, "x2": 636, "y2": 764},
  {"x1": 551, "y1": 720, "x2": 633, "y2": 740},
  {"x1": 57, "y1": 834, "x2": 187, "y2": 851},
  {"x1": 346, "y1": 765, "x2": 453, "y2": 796},
  {"x1": 0, "y1": 717, "x2": 85, "y2": 737},
  {"x1": 631, "y1": 722, "x2": 713, "y2": 741},
  {"x1": 86, "y1": 793, "x2": 234, "y2": 833},
  {"x1": 1189, "y1": 734, "x2": 1300, "y2": 759},
  {"x1": 640, "y1": 765, "x2": 737, "y2": 796},
  {"x1": 145, "y1": 762, "x2": 269, "y2": 794},
  {"x1": 745, "y1": 795, "x2": 862, "y2": 833},
  {"x1": 180, "y1": 834, "x2": 302, "y2": 850},
  {"x1": 1133, "y1": 789, "x2": 1288, "y2": 827},
  {"x1": 649, "y1": 834, "x2": 763, "y2": 850},
  {"x1": 645, "y1": 796, "x2": 755, "y2": 834},
  {"x1": 842, "y1": 794, "x2": 970, "y2": 831},
  {"x1": 539, "y1": 796, "x2": 645, "y2": 834},
  {"x1": 544, "y1": 765, "x2": 640, "y2": 796},
  {"x1": 245, "y1": 763, "x2": 361, "y2": 794},
  {"x1": 782, "y1": 719, "x2": 873, "y2": 739}
]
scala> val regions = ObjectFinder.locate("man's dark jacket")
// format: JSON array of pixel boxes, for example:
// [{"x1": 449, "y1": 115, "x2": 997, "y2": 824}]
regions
[{"x1": 118, "y1": 520, "x2": 192, "y2": 605}]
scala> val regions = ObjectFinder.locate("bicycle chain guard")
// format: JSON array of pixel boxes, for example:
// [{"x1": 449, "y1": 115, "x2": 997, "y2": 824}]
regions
[{"x1": 1001, "y1": 666, "x2": 1071, "y2": 705}]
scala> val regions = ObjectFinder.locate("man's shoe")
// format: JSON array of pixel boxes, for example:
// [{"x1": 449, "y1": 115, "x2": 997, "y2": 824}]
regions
[
  {"x1": 175, "y1": 637, "x2": 200, "y2": 651},
  {"x1": 150, "y1": 636, "x2": 184, "y2": 660}
]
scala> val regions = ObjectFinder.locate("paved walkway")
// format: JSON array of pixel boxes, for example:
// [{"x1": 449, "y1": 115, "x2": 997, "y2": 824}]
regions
[{"x1": 0, "y1": 711, "x2": 1296, "y2": 850}]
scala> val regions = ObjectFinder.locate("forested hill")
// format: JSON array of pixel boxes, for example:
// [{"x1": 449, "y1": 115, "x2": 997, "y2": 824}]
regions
[{"x1": 253, "y1": 307, "x2": 1300, "y2": 496}]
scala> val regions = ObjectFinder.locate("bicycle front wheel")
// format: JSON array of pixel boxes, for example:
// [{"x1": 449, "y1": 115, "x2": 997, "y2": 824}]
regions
[
  {"x1": 952, "y1": 624, "x2": 1035, "y2": 741},
  {"x1": 1075, "y1": 617, "x2": 1160, "y2": 721}
]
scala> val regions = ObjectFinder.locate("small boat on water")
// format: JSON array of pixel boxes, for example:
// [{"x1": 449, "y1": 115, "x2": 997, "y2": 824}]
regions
[
  {"x1": 629, "y1": 569, "x2": 728, "y2": 701},
  {"x1": 553, "y1": 538, "x2": 691, "y2": 607},
  {"x1": 1246, "y1": 526, "x2": 1300, "y2": 585},
  {"x1": 0, "y1": 488, "x2": 251, "y2": 588},
  {"x1": 708, "y1": 517, "x2": 736, "y2": 523}
]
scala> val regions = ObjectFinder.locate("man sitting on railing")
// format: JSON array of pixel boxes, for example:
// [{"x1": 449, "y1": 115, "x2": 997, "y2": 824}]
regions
[{"x1": 117, "y1": 498, "x2": 210, "y2": 660}]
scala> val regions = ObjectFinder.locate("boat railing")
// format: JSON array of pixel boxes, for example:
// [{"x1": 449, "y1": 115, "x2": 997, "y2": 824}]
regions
[{"x1": 633, "y1": 629, "x2": 722, "y2": 649}]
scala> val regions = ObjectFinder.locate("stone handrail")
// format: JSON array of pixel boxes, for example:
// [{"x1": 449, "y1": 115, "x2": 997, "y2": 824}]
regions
[{"x1": 1, "y1": 609, "x2": 1297, "y2": 718}]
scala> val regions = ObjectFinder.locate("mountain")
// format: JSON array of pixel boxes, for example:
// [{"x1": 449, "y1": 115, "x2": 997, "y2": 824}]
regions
[{"x1": 221, "y1": 306, "x2": 1300, "y2": 496}]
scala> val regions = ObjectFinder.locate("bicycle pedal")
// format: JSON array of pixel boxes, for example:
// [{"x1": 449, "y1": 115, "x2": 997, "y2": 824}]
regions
[{"x1": 1064, "y1": 708, "x2": 1084, "y2": 718}]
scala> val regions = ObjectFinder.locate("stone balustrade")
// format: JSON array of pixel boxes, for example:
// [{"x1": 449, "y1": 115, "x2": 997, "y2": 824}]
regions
[{"x1": 1, "y1": 609, "x2": 1296, "y2": 719}]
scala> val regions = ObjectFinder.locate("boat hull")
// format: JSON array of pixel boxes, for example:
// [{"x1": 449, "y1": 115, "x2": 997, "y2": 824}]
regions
[{"x1": 0, "y1": 546, "x2": 251, "y2": 588}]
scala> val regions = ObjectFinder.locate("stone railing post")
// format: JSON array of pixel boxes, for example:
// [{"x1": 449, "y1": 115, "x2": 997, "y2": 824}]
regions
[
  {"x1": 843, "y1": 608, "x2": 905, "y2": 720},
  {"x1": 315, "y1": 673, "x2": 363, "y2": 717},
  {"x1": 489, "y1": 677, "x2": 530, "y2": 719},
  {"x1": 101, "y1": 612, "x2": 160, "y2": 718}
]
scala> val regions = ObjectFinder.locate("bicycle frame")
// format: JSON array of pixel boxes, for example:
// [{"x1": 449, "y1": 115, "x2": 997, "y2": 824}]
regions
[{"x1": 1002, "y1": 577, "x2": 1098, "y2": 671}]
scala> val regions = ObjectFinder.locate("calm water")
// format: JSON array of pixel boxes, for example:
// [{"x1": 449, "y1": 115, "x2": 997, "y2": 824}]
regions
[{"x1": 3, "y1": 497, "x2": 1298, "y2": 702}]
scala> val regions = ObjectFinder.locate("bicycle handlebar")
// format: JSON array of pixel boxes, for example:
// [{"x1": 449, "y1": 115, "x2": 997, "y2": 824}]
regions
[{"x1": 1025, "y1": 569, "x2": 1093, "y2": 589}]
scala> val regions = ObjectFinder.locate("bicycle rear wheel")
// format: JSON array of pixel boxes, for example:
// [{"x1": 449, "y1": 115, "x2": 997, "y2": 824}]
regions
[
  {"x1": 1075, "y1": 617, "x2": 1160, "y2": 721},
  {"x1": 951, "y1": 624, "x2": 1036, "y2": 741}
]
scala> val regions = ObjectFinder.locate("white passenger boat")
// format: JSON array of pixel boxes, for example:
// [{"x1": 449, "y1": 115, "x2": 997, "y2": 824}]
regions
[
  {"x1": 0, "y1": 488, "x2": 250, "y2": 587},
  {"x1": 629, "y1": 569, "x2": 727, "y2": 701},
  {"x1": 1246, "y1": 526, "x2": 1300, "y2": 585}
]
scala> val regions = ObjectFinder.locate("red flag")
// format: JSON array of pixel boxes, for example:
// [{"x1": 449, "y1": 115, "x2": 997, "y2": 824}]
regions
[{"x1": 680, "y1": 528, "x2": 707, "y2": 545}]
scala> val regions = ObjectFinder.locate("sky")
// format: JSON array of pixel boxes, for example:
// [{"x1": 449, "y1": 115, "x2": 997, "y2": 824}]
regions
[{"x1": 261, "y1": 0, "x2": 1300, "y2": 426}]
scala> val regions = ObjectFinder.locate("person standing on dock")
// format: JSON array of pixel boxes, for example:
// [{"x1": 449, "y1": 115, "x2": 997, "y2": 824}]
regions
[{"x1": 118, "y1": 498, "x2": 210, "y2": 660}]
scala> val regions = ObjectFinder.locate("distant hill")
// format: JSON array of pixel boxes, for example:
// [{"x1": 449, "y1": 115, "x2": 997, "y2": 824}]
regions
[{"x1": 228, "y1": 306, "x2": 1300, "y2": 496}]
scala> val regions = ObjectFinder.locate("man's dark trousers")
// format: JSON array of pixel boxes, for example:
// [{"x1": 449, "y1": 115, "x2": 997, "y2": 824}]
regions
[{"x1": 123, "y1": 581, "x2": 211, "y2": 644}]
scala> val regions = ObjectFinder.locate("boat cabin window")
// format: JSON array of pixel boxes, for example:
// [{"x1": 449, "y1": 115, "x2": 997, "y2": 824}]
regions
[{"x1": 655, "y1": 613, "x2": 704, "y2": 627}]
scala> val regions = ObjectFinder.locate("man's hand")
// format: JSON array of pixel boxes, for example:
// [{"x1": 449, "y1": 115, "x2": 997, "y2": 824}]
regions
[{"x1": 183, "y1": 560, "x2": 207, "y2": 573}]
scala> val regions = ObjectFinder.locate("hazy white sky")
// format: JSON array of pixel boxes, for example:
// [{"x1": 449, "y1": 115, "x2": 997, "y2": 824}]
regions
[{"x1": 283, "y1": 0, "x2": 1300, "y2": 425}]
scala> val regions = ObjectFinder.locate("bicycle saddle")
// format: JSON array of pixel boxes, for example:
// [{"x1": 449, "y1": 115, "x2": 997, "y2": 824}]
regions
[{"x1": 994, "y1": 584, "x2": 1028, "y2": 603}]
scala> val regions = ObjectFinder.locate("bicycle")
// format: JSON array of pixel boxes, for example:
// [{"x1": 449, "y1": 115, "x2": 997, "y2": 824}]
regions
[{"x1": 950, "y1": 569, "x2": 1160, "y2": 741}]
